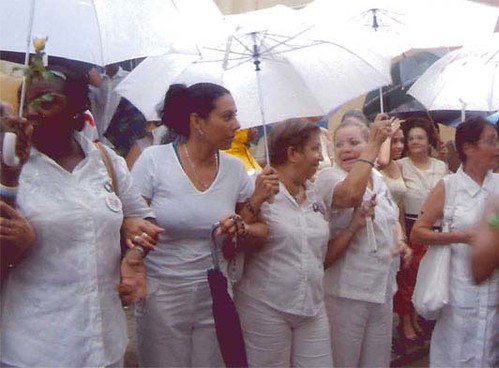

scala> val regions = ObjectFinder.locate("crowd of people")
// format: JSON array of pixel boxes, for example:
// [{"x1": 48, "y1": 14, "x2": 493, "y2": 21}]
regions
[{"x1": 0, "y1": 58, "x2": 498, "y2": 368}]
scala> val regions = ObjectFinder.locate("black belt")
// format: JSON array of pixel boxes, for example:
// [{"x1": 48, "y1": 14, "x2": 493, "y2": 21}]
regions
[{"x1": 405, "y1": 214, "x2": 442, "y2": 232}]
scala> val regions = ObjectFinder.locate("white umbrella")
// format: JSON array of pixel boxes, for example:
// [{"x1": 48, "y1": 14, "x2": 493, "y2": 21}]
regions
[
  {"x1": 116, "y1": 9, "x2": 392, "y2": 126},
  {"x1": 0, "y1": 0, "x2": 222, "y2": 66},
  {"x1": 300, "y1": 0, "x2": 499, "y2": 114},
  {"x1": 408, "y1": 36, "x2": 499, "y2": 120},
  {"x1": 300, "y1": 0, "x2": 499, "y2": 59},
  {"x1": 116, "y1": 6, "x2": 392, "y2": 163}
]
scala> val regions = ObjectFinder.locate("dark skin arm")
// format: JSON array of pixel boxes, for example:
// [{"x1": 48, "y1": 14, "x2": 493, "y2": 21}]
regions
[{"x1": 0, "y1": 201, "x2": 36, "y2": 282}]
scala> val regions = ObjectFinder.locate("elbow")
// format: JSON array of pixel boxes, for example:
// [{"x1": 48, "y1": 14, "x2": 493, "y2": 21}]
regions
[
  {"x1": 409, "y1": 224, "x2": 423, "y2": 245},
  {"x1": 377, "y1": 158, "x2": 389, "y2": 169}
]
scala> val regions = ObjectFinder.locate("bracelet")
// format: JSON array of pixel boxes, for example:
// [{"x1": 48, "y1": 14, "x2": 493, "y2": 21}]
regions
[
  {"x1": 244, "y1": 199, "x2": 260, "y2": 217},
  {"x1": 356, "y1": 158, "x2": 375, "y2": 167},
  {"x1": 488, "y1": 212, "x2": 499, "y2": 229},
  {"x1": 0, "y1": 183, "x2": 18, "y2": 198}
]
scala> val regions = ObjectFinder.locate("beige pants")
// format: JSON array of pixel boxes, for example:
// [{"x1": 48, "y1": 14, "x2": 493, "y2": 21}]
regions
[
  {"x1": 325, "y1": 294, "x2": 393, "y2": 368},
  {"x1": 135, "y1": 277, "x2": 223, "y2": 367},
  {"x1": 235, "y1": 290, "x2": 333, "y2": 368}
]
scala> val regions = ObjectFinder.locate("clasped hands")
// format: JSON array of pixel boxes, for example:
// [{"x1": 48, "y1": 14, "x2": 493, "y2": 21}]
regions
[{"x1": 118, "y1": 217, "x2": 164, "y2": 305}]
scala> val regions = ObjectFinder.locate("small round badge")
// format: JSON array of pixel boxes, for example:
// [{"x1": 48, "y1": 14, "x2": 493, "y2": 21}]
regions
[{"x1": 105, "y1": 194, "x2": 122, "y2": 213}]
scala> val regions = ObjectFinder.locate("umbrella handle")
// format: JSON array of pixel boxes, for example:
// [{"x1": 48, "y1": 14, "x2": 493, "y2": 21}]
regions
[{"x1": 210, "y1": 222, "x2": 221, "y2": 270}]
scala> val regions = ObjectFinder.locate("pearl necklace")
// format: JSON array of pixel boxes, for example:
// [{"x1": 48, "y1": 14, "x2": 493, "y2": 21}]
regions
[{"x1": 184, "y1": 144, "x2": 218, "y2": 191}]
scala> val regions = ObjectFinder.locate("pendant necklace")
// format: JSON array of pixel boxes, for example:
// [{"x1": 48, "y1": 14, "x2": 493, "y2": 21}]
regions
[{"x1": 184, "y1": 144, "x2": 218, "y2": 190}]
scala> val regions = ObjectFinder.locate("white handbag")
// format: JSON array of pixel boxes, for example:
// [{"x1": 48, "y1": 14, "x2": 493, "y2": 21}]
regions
[
  {"x1": 412, "y1": 244, "x2": 451, "y2": 320},
  {"x1": 412, "y1": 175, "x2": 455, "y2": 320}
]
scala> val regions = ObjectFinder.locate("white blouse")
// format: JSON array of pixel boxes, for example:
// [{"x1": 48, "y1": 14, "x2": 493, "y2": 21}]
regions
[
  {"x1": 316, "y1": 167, "x2": 399, "y2": 303},
  {"x1": 431, "y1": 169, "x2": 499, "y2": 367},
  {"x1": 1, "y1": 133, "x2": 153, "y2": 367},
  {"x1": 398, "y1": 157, "x2": 448, "y2": 215},
  {"x1": 237, "y1": 181, "x2": 330, "y2": 317}
]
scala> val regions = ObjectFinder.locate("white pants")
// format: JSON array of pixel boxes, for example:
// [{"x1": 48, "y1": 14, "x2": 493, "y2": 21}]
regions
[
  {"x1": 235, "y1": 290, "x2": 333, "y2": 368},
  {"x1": 430, "y1": 303, "x2": 499, "y2": 367},
  {"x1": 325, "y1": 294, "x2": 393, "y2": 368},
  {"x1": 135, "y1": 277, "x2": 224, "y2": 367}
]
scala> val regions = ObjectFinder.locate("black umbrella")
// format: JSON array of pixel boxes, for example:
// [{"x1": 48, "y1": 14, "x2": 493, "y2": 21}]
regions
[
  {"x1": 363, "y1": 50, "x2": 448, "y2": 120},
  {"x1": 208, "y1": 224, "x2": 248, "y2": 368}
]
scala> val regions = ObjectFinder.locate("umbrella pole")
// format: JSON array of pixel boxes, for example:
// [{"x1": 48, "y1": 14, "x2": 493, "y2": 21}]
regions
[
  {"x1": 379, "y1": 87, "x2": 384, "y2": 114},
  {"x1": 252, "y1": 33, "x2": 271, "y2": 167},
  {"x1": 460, "y1": 99, "x2": 466, "y2": 122},
  {"x1": 18, "y1": 0, "x2": 37, "y2": 116}
]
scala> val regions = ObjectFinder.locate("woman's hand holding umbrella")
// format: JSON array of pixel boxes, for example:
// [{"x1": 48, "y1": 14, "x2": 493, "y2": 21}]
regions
[{"x1": 1, "y1": 116, "x2": 33, "y2": 192}]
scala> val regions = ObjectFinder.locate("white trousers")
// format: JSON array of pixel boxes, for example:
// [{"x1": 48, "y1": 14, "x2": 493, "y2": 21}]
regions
[
  {"x1": 135, "y1": 277, "x2": 223, "y2": 367},
  {"x1": 325, "y1": 294, "x2": 393, "y2": 368},
  {"x1": 235, "y1": 290, "x2": 333, "y2": 368}
]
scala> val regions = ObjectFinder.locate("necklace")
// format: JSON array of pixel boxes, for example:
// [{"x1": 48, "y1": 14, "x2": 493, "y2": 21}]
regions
[
  {"x1": 183, "y1": 144, "x2": 218, "y2": 190},
  {"x1": 288, "y1": 183, "x2": 305, "y2": 202}
]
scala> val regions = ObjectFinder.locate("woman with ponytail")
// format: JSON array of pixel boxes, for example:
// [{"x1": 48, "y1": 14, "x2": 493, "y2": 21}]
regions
[{"x1": 131, "y1": 83, "x2": 278, "y2": 367}]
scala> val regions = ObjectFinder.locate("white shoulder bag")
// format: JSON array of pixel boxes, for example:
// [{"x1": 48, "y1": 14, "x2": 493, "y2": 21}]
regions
[{"x1": 412, "y1": 175, "x2": 455, "y2": 320}]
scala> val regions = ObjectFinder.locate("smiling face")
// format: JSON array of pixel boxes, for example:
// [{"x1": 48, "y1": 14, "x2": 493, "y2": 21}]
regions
[
  {"x1": 407, "y1": 126, "x2": 430, "y2": 157},
  {"x1": 391, "y1": 128, "x2": 405, "y2": 160},
  {"x1": 334, "y1": 125, "x2": 367, "y2": 172},
  {"x1": 294, "y1": 130, "x2": 323, "y2": 180},
  {"x1": 197, "y1": 93, "x2": 240, "y2": 150}
]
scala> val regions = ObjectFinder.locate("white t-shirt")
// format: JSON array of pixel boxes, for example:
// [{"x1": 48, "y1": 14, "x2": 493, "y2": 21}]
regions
[
  {"x1": 131, "y1": 143, "x2": 254, "y2": 280},
  {"x1": 1, "y1": 132, "x2": 153, "y2": 367},
  {"x1": 237, "y1": 181, "x2": 330, "y2": 317}
]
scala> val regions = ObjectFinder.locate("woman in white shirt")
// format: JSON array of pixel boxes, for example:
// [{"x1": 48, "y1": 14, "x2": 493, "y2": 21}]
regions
[
  {"x1": 316, "y1": 114, "x2": 410, "y2": 367},
  {"x1": 0, "y1": 64, "x2": 160, "y2": 367},
  {"x1": 131, "y1": 83, "x2": 278, "y2": 367},
  {"x1": 411, "y1": 117, "x2": 499, "y2": 367},
  {"x1": 235, "y1": 118, "x2": 332, "y2": 367}
]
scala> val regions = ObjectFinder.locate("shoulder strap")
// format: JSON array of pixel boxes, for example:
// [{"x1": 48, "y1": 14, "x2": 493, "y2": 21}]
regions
[
  {"x1": 95, "y1": 142, "x2": 119, "y2": 195},
  {"x1": 442, "y1": 174, "x2": 456, "y2": 231}
]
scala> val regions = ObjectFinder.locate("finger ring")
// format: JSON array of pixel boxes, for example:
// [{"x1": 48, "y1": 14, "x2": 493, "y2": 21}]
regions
[
  {"x1": 133, "y1": 235, "x2": 141, "y2": 243},
  {"x1": 140, "y1": 232, "x2": 148, "y2": 239}
]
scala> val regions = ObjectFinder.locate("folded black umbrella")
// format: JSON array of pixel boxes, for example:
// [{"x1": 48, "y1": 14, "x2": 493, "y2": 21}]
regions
[{"x1": 209, "y1": 224, "x2": 248, "y2": 368}]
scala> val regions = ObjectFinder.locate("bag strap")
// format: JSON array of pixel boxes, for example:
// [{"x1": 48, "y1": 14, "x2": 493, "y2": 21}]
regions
[
  {"x1": 95, "y1": 142, "x2": 119, "y2": 196},
  {"x1": 442, "y1": 174, "x2": 457, "y2": 232}
]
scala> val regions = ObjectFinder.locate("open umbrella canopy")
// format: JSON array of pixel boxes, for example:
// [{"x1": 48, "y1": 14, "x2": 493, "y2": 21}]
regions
[
  {"x1": 362, "y1": 50, "x2": 447, "y2": 119},
  {"x1": 0, "y1": 0, "x2": 222, "y2": 66},
  {"x1": 300, "y1": 0, "x2": 499, "y2": 58},
  {"x1": 116, "y1": 6, "x2": 392, "y2": 128},
  {"x1": 408, "y1": 35, "x2": 499, "y2": 113}
]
